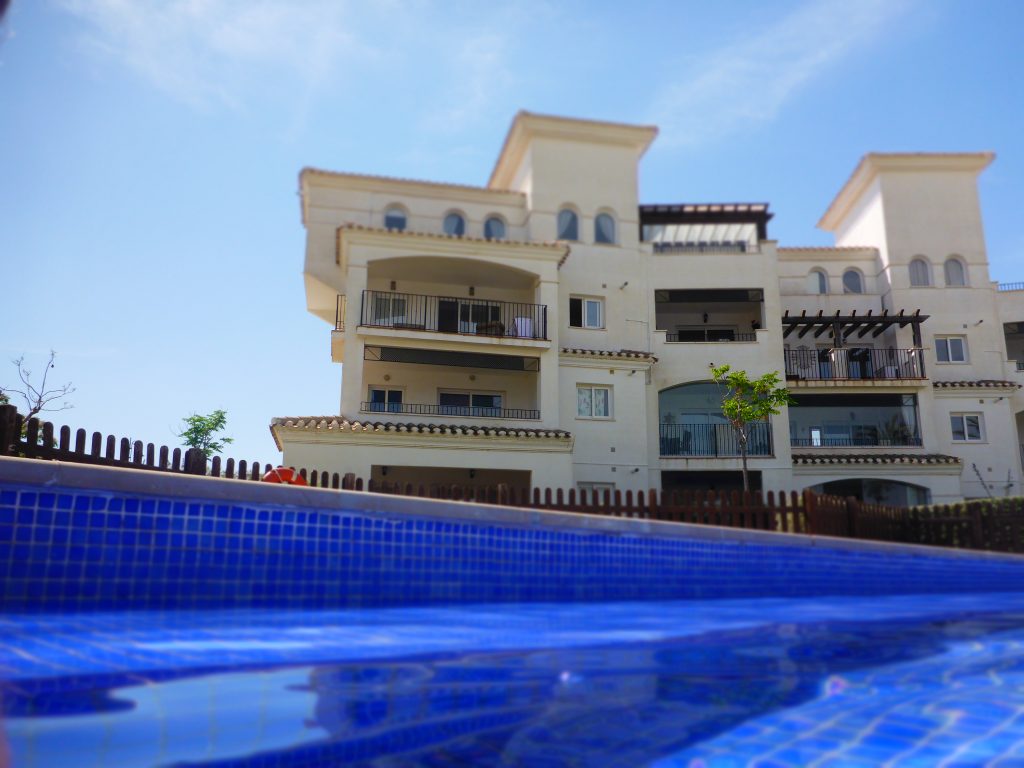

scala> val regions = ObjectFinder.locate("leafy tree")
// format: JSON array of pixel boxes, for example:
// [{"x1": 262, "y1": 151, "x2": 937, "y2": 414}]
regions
[
  {"x1": 710, "y1": 364, "x2": 794, "y2": 493},
  {"x1": 177, "y1": 409, "x2": 234, "y2": 459},
  {"x1": 0, "y1": 350, "x2": 75, "y2": 424}
]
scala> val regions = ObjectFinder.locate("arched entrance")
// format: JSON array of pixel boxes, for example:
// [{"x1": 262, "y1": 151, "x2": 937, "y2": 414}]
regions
[{"x1": 810, "y1": 478, "x2": 930, "y2": 506}]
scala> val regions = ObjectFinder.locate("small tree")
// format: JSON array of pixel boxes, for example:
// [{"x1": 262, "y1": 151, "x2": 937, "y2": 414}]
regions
[
  {"x1": 177, "y1": 409, "x2": 234, "y2": 459},
  {"x1": 1, "y1": 350, "x2": 75, "y2": 424},
  {"x1": 710, "y1": 364, "x2": 794, "y2": 492}
]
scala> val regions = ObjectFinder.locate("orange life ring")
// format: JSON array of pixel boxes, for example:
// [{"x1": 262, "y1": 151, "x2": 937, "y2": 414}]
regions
[{"x1": 262, "y1": 466, "x2": 308, "y2": 485}]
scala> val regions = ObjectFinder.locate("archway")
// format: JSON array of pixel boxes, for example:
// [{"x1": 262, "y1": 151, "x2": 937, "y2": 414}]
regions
[{"x1": 810, "y1": 478, "x2": 931, "y2": 506}]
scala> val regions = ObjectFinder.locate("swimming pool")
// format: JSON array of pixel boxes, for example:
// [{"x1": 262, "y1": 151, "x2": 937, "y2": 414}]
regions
[{"x1": 3, "y1": 459, "x2": 1024, "y2": 765}]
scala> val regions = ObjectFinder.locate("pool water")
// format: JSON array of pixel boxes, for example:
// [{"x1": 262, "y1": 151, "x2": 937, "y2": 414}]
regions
[{"x1": 5, "y1": 593, "x2": 1024, "y2": 766}]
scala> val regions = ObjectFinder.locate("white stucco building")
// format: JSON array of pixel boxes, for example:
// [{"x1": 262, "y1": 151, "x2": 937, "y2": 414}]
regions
[{"x1": 271, "y1": 112, "x2": 1024, "y2": 505}]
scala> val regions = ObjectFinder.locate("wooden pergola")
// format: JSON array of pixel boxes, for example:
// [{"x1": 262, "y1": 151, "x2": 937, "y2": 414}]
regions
[{"x1": 782, "y1": 308, "x2": 928, "y2": 348}]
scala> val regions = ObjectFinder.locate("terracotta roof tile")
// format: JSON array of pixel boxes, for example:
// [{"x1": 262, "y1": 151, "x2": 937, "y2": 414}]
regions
[
  {"x1": 338, "y1": 223, "x2": 569, "y2": 254},
  {"x1": 792, "y1": 453, "x2": 961, "y2": 466},
  {"x1": 933, "y1": 380, "x2": 1021, "y2": 389},
  {"x1": 270, "y1": 417, "x2": 571, "y2": 449},
  {"x1": 560, "y1": 347, "x2": 658, "y2": 362}
]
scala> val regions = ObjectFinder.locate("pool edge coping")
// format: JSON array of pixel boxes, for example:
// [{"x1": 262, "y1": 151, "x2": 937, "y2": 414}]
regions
[{"x1": 2, "y1": 455, "x2": 1022, "y2": 563}]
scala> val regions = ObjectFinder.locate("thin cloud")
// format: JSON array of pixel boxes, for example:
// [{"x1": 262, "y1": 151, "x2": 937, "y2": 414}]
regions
[
  {"x1": 649, "y1": 0, "x2": 914, "y2": 147},
  {"x1": 57, "y1": 0, "x2": 372, "y2": 110}
]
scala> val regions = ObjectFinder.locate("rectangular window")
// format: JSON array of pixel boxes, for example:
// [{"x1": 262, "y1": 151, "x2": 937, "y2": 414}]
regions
[
  {"x1": 577, "y1": 385, "x2": 612, "y2": 419},
  {"x1": 569, "y1": 297, "x2": 604, "y2": 329},
  {"x1": 578, "y1": 482, "x2": 615, "y2": 496},
  {"x1": 950, "y1": 413, "x2": 984, "y2": 442},
  {"x1": 935, "y1": 336, "x2": 967, "y2": 363},
  {"x1": 439, "y1": 390, "x2": 503, "y2": 417},
  {"x1": 367, "y1": 387, "x2": 403, "y2": 413}
]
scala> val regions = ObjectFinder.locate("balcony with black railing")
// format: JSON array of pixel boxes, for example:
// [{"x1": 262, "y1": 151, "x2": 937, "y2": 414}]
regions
[
  {"x1": 666, "y1": 329, "x2": 758, "y2": 343},
  {"x1": 659, "y1": 422, "x2": 773, "y2": 458},
  {"x1": 361, "y1": 402, "x2": 540, "y2": 420},
  {"x1": 784, "y1": 348, "x2": 925, "y2": 382},
  {"x1": 359, "y1": 290, "x2": 547, "y2": 340},
  {"x1": 790, "y1": 436, "x2": 923, "y2": 448}
]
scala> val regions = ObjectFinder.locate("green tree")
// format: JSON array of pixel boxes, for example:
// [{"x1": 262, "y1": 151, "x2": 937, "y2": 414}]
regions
[
  {"x1": 177, "y1": 409, "x2": 234, "y2": 459},
  {"x1": 710, "y1": 364, "x2": 794, "y2": 493}
]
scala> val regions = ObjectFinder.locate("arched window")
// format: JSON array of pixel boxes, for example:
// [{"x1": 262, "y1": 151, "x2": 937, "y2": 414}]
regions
[
  {"x1": 807, "y1": 269, "x2": 828, "y2": 295},
  {"x1": 484, "y1": 215, "x2": 506, "y2": 240},
  {"x1": 944, "y1": 257, "x2": 966, "y2": 287},
  {"x1": 595, "y1": 213, "x2": 616, "y2": 244},
  {"x1": 909, "y1": 258, "x2": 931, "y2": 287},
  {"x1": 842, "y1": 269, "x2": 863, "y2": 294},
  {"x1": 442, "y1": 212, "x2": 466, "y2": 237},
  {"x1": 557, "y1": 208, "x2": 579, "y2": 241},
  {"x1": 383, "y1": 206, "x2": 407, "y2": 232}
]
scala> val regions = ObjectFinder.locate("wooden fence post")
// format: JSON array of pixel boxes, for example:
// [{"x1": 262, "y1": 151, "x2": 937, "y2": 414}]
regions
[
  {"x1": 970, "y1": 502, "x2": 985, "y2": 550},
  {"x1": 0, "y1": 404, "x2": 19, "y2": 455},
  {"x1": 804, "y1": 490, "x2": 817, "y2": 535},
  {"x1": 846, "y1": 496, "x2": 860, "y2": 539},
  {"x1": 183, "y1": 448, "x2": 207, "y2": 475}
]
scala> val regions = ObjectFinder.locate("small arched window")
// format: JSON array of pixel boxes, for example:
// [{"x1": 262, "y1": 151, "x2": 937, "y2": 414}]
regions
[
  {"x1": 484, "y1": 215, "x2": 506, "y2": 240},
  {"x1": 442, "y1": 212, "x2": 466, "y2": 237},
  {"x1": 557, "y1": 208, "x2": 579, "y2": 241},
  {"x1": 383, "y1": 206, "x2": 407, "y2": 231},
  {"x1": 944, "y1": 257, "x2": 966, "y2": 287},
  {"x1": 842, "y1": 269, "x2": 863, "y2": 294},
  {"x1": 909, "y1": 257, "x2": 931, "y2": 287},
  {"x1": 595, "y1": 213, "x2": 616, "y2": 244},
  {"x1": 807, "y1": 269, "x2": 828, "y2": 295}
]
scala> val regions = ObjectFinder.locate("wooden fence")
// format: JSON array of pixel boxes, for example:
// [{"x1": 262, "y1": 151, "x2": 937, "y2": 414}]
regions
[{"x1": 2, "y1": 404, "x2": 1023, "y2": 554}]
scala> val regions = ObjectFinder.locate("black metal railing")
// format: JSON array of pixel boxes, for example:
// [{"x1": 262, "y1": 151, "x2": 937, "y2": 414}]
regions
[
  {"x1": 666, "y1": 330, "x2": 758, "y2": 343},
  {"x1": 360, "y1": 290, "x2": 547, "y2": 340},
  {"x1": 1017, "y1": 360, "x2": 1024, "y2": 371},
  {"x1": 659, "y1": 422, "x2": 773, "y2": 457},
  {"x1": 651, "y1": 242, "x2": 750, "y2": 254},
  {"x1": 999, "y1": 282, "x2": 1024, "y2": 292},
  {"x1": 360, "y1": 402, "x2": 540, "y2": 420},
  {"x1": 784, "y1": 348, "x2": 925, "y2": 381},
  {"x1": 791, "y1": 435, "x2": 923, "y2": 448}
]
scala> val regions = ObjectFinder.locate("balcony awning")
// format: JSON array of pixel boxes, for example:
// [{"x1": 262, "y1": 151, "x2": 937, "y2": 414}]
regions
[{"x1": 782, "y1": 309, "x2": 928, "y2": 344}]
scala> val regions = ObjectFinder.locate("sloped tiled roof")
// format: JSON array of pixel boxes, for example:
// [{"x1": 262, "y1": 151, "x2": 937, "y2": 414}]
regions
[
  {"x1": 560, "y1": 347, "x2": 658, "y2": 362},
  {"x1": 792, "y1": 453, "x2": 962, "y2": 466},
  {"x1": 933, "y1": 380, "x2": 1021, "y2": 390},
  {"x1": 271, "y1": 417, "x2": 571, "y2": 450}
]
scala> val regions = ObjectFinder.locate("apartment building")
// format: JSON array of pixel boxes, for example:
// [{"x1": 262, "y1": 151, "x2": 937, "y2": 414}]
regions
[{"x1": 271, "y1": 112, "x2": 1024, "y2": 504}]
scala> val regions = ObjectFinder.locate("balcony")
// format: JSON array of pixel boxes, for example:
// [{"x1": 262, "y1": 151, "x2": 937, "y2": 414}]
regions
[
  {"x1": 659, "y1": 422, "x2": 773, "y2": 458},
  {"x1": 667, "y1": 329, "x2": 757, "y2": 343},
  {"x1": 360, "y1": 290, "x2": 547, "y2": 340},
  {"x1": 785, "y1": 348, "x2": 924, "y2": 382},
  {"x1": 999, "y1": 282, "x2": 1024, "y2": 292},
  {"x1": 791, "y1": 436, "x2": 923, "y2": 448},
  {"x1": 361, "y1": 402, "x2": 540, "y2": 420}
]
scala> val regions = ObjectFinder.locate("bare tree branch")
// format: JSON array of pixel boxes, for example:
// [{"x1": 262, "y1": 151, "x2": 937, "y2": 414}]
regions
[{"x1": 1, "y1": 350, "x2": 75, "y2": 424}]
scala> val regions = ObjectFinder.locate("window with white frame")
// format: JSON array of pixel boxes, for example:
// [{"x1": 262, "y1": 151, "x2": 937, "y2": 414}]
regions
[
  {"x1": 950, "y1": 413, "x2": 984, "y2": 442},
  {"x1": 442, "y1": 212, "x2": 466, "y2": 236},
  {"x1": 557, "y1": 208, "x2": 579, "y2": 241},
  {"x1": 944, "y1": 257, "x2": 967, "y2": 287},
  {"x1": 569, "y1": 296, "x2": 604, "y2": 329},
  {"x1": 594, "y1": 213, "x2": 616, "y2": 244},
  {"x1": 483, "y1": 215, "x2": 506, "y2": 240},
  {"x1": 383, "y1": 206, "x2": 407, "y2": 231},
  {"x1": 935, "y1": 336, "x2": 968, "y2": 363},
  {"x1": 367, "y1": 387, "x2": 403, "y2": 413},
  {"x1": 578, "y1": 481, "x2": 615, "y2": 495},
  {"x1": 807, "y1": 269, "x2": 828, "y2": 294},
  {"x1": 577, "y1": 385, "x2": 612, "y2": 419},
  {"x1": 842, "y1": 269, "x2": 863, "y2": 294},
  {"x1": 909, "y1": 257, "x2": 931, "y2": 286}
]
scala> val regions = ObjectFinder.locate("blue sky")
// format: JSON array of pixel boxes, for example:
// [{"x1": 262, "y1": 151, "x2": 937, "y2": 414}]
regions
[{"x1": 2, "y1": 0, "x2": 1023, "y2": 463}]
